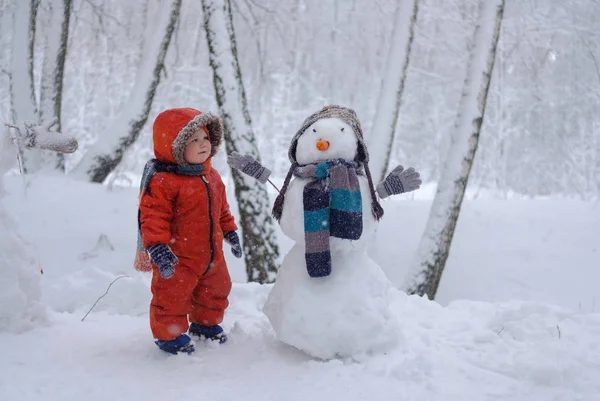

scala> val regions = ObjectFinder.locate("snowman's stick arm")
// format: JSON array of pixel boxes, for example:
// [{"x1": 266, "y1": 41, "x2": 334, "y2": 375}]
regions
[{"x1": 267, "y1": 178, "x2": 281, "y2": 194}]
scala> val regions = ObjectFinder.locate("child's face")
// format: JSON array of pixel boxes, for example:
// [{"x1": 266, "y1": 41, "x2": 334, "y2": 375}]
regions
[{"x1": 184, "y1": 130, "x2": 212, "y2": 164}]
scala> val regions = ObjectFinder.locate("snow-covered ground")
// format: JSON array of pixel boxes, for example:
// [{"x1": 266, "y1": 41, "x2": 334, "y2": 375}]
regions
[{"x1": 1, "y1": 174, "x2": 599, "y2": 400}]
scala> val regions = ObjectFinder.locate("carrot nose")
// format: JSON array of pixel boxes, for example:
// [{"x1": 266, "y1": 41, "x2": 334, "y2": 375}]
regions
[{"x1": 316, "y1": 140, "x2": 329, "y2": 151}]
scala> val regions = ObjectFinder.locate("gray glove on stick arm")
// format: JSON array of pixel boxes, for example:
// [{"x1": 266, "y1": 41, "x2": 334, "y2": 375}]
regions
[
  {"x1": 227, "y1": 151, "x2": 272, "y2": 184},
  {"x1": 376, "y1": 165, "x2": 422, "y2": 199}
]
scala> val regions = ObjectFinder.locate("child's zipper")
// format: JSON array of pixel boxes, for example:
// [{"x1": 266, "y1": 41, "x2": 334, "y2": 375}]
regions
[{"x1": 201, "y1": 175, "x2": 215, "y2": 276}]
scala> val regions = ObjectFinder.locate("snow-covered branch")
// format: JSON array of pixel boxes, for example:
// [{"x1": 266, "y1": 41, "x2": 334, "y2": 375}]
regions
[{"x1": 5, "y1": 117, "x2": 78, "y2": 154}]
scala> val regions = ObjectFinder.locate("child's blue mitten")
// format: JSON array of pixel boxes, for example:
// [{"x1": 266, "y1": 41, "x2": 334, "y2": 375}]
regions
[
  {"x1": 224, "y1": 231, "x2": 243, "y2": 258},
  {"x1": 147, "y1": 244, "x2": 179, "y2": 278}
]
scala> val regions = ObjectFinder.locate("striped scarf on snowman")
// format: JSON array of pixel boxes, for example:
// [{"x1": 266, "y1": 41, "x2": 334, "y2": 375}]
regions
[{"x1": 294, "y1": 158, "x2": 363, "y2": 278}]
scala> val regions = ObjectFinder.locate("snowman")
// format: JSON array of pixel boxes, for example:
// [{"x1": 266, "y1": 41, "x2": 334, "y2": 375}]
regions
[{"x1": 228, "y1": 105, "x2": 421, "y2": 360}]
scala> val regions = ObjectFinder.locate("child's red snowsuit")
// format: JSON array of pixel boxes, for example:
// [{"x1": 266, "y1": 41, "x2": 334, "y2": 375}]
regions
[{"x1": 138, "y1": 108, "x2": 237, "y2": 341}]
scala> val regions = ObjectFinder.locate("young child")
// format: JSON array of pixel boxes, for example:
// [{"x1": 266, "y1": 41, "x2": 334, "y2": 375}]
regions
[{"x1": 136, "y1": 107, "x2": 242, "y2": 355}]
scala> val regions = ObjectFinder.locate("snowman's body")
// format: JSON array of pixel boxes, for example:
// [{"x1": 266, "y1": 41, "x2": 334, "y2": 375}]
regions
[{"x1": 263, "y1": 117, "x2": 400, "y2": 360}]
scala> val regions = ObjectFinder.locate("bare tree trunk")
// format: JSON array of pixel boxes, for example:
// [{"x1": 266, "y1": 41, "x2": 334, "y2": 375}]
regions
[
  {"x1": 368, "y1": 0, "x2": 419, "y2": 182},
  {"x1": 27, "y1": 0, "x2": 39, "y2": 116},
  {"x1": 202, "y1": 0, "x2": 280, "y2": 283},
  {"x1": 404, "y1": 0, "x2": 505, "y2": 300},
  {"x1": 38, "y1": 0, "x2": 72, "y2": 171},
  {"x1": 70, "y1": 0, "x2": 181, "y2": 183},
  {"x1": 9, "y1": 0, "x2": 40, "y2": 173}
]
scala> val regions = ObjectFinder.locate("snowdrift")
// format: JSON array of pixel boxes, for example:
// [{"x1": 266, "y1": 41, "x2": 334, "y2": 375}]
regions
[{"x1": 1, "y1": 175, "x2": 599, "y2": 400}]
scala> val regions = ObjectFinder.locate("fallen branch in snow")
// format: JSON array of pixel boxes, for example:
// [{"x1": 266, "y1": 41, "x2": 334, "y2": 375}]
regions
[
  {"x1": 81, "y1": 275, "x2": 130, "y2": 322},
  {"x1": 557, "y1": 325, "x2": 561, "y2": 339},
  {"x1": 4, "y1": 117, "x2": 78, "y2": 154}
]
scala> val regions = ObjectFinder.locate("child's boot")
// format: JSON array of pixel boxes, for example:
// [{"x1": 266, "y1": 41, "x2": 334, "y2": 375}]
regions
[
  {"x1": 189, "y1": 323, "x2": 228, "y2": 344},
  {"x1": 155, "y1": 334, "x2": 195, "y2": 354}
]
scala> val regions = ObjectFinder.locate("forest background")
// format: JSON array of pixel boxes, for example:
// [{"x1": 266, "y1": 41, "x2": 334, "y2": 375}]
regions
[{"x1": 1, "y1": 0, "x2": 597, "y2": 199}]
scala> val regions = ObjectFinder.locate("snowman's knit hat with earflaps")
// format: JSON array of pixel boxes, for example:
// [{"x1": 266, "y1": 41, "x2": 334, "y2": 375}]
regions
[{"x1": 272, "y1": 105, "x2": 384, "y2": 221}]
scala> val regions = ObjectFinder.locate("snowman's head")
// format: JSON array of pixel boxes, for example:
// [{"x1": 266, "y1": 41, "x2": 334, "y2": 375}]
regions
[
  {"x1": 295, "y1": 118, "x2": 357, "y2": 165},
  {"x1": 288, "y1": 105, "x2": 368, "y2": 166},
  {"x1": 274, "y1": 105, "x2": 384, "y2": 223}
]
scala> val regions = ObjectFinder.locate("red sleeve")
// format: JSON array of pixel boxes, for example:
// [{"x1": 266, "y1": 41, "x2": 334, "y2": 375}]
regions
[
  {"x1": 219, "y1": 178, "x2": 238, "y2": 233},
  {"x1": 139, "y1": 173, "x2": 175, "y2": 248}
]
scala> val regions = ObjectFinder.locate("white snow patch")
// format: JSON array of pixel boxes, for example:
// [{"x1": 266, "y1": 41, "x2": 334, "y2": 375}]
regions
[{"x1": 0, "y1": 173, "x2": 598, "y2": 400}]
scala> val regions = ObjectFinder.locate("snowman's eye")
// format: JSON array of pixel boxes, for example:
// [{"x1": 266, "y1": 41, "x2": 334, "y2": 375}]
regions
[
  {"x1": 313, "y1": 128, "x2": 317, "y2": 132},
  {"x1": 341, "y1": 127, "x2": 345, "y2": 132}
]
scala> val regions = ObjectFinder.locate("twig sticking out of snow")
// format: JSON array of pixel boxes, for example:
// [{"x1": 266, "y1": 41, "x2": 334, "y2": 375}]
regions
[
  {"x1": 4, "y1": 117, "x2": 78, "y2": 154},
  {"x1": 81, "y1": 275, "x2": 130, "y2": 322}
]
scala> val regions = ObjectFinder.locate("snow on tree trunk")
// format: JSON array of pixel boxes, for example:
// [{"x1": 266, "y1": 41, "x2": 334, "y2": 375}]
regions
[
  {"x1": 38, "y1": 0, "x2": 72, "y2": 172},
  {"x1": 0, "y1": 126, "x2": 46, "y2": 332},
  {"x1": 70, "y1": 0, "x2": 181, "y2": 183},
  {"x1": 202, "y1": 0, "x2": 280, "y2": 283},
  {"x1": 9, "y1": 0, "x2": 40, "y2": 173},
  {"x1": 404, "y1": 0, "x2": 505, "y2": 300},
  {"x1": 368, "y1": 0, "x2": 419, "y2": 182}
]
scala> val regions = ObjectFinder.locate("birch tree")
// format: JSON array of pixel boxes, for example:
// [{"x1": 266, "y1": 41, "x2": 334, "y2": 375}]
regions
[
  {"x1": 9, "y1": 0, "x2": 39, "y2": 173},
  {"x1": 404, "y1": 0, "x2": 505, "y2": 300},
  {"x1": 38, "y1": 0, "x2": 72, "y2": 171},
  {"x1": 70, "y1": 0, "x2": 181, "y2": 183},
  {"x1": 202, "y1": 0, "x2": 280, "y2": 283},
  {"x1": 367, "y1": 0, "x2": 419, "y2": 182}
]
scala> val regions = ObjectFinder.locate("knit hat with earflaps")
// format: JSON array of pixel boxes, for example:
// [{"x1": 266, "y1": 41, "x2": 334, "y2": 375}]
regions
[
  {"x1": 152, "y1": 107, "x2": 223, "y2": 166},
  {"x1": 272, "y1": 105, "x2": 384, "y2": 221}
]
